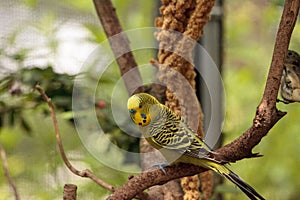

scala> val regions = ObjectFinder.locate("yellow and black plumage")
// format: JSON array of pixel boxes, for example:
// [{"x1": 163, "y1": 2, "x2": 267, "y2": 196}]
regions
[{"x1": 127, "y1": 93, "x2": 265, "y2": 200}]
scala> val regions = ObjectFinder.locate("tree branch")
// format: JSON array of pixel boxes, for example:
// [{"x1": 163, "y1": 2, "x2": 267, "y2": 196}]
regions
[
  {"x1": 35, "y1": 85, "x2": 115, "y2": 192},
  {"x1": 0, "y1": 143, "x2": 20, "y2": 200},
  {"x1": 107, "y1": 163, "x2": 203, "y2": 200},
  {"x1": 92, "y1": 0, "x2": 144, "y2": 94},
  {"x1": 215, "y1": 0, "x2": 300, "y2": 162}
]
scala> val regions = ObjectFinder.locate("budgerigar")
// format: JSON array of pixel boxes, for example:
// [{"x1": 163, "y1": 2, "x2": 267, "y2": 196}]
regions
[{"x1": 127, "y1": 93, "x2": 265, "y2": 200}]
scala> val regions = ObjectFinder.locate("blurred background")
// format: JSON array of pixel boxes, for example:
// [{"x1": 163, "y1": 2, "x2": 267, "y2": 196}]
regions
[{"x1": 0, "y1": 0, "x2": 299, "y2": 199}]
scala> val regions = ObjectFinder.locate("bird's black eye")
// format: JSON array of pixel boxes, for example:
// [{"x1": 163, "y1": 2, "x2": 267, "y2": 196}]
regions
[
  {"x1": 292, "y1": 66, "x2": 297, "y2": 71},
  {"x1": 139, "y1": 104, "x2": 142, "y2": 108}
]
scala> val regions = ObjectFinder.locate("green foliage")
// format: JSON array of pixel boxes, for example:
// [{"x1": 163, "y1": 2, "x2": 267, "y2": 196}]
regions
[
  {"x1": 0, "y1": 66, "x2": 74, "y2": 131},
  {"x1": 0, "y1": 1, "x2": 156, "y2": 198},
  {"x1": 0, "y1": 22, "x2": 75, "y2": 133}
]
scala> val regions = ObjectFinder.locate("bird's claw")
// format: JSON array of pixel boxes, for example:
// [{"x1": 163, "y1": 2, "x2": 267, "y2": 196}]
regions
[{"x1": 152, "y1": 163, "x2": 169, "y2": 174}]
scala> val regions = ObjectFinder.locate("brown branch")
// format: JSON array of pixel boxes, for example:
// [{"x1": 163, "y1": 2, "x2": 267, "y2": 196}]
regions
[
  {"x1": 107, "y1": 163, "x2": 203, "y2": 200},
  {"x1": 92, "y1": 0, "x2": 144, "y2": 94},
  {"x1": 107, "y1": 0, "x2": 300, "y2": 199},
  {"x1": 92, "y1": 0, "x2": 165, "y2": 199},
  {"x1": 215, "y1": 0, "x2": 300, "y2": 162},
  {"x1": 0, "y1": 143, "x2": 20, "y2": 200},
  {"x1": 35, "y1": 85, "x2": 115, "y2": 192}
]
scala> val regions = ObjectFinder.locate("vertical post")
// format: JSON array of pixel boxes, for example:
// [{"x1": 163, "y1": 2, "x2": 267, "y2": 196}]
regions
[{"x1": 195, "y1": 0, "x2": 223, "y2": 148}]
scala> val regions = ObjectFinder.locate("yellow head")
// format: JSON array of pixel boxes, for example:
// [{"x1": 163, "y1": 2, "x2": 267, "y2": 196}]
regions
[{"x1": 127, "y1": 93, "x2": 160, "y2": 126}]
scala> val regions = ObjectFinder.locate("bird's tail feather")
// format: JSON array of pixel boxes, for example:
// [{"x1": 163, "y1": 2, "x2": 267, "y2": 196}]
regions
[
  {"x1": 222, "y1": 170, "x2": 265, "y2": 200},
  {"x1": 202, "y1": 161, "x2": 265, "y2": 200}
]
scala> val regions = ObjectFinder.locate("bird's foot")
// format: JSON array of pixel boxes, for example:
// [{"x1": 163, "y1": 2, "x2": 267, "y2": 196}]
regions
[{"x1": 152, "y1": 163, "x2": 169, "y2": 174}]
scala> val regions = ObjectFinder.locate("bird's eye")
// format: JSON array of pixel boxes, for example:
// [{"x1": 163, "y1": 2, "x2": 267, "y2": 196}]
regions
[
  {"x1": 129, "y1": 109, "x2": 136, "y2": 114},
  {"x1": 139, "y1": 104, "x2": 142, "y2": 108},
  {"x1": 292, "y1": 66, "x2": 297, "y2": 71}
]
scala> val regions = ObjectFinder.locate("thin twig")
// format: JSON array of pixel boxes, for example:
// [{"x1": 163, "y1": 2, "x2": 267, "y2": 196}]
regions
[
  {"x1": 35, "y1": 85, "x2": 115, "y2": 192},
  {"x1": 0, "y1": 143, "x2": 20, "y2": 200}
]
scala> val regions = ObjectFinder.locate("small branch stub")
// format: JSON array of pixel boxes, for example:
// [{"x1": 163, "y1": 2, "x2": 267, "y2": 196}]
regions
[{"x1": 63, "y1": 184, "x2": 77, "y2": 200}]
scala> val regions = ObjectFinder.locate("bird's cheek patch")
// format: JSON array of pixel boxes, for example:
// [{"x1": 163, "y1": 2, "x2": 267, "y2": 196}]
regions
[
  {"x1": 141, "y1": 113, "x2": 147, "y2": 123},
  {"x1": 138, "y1": 113, "x2": 150, "y2": 126}
]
